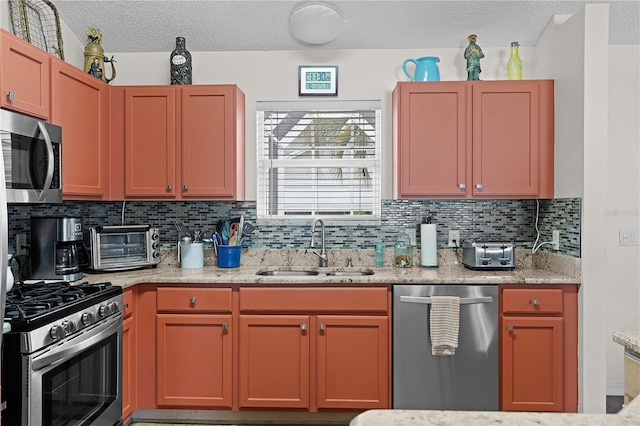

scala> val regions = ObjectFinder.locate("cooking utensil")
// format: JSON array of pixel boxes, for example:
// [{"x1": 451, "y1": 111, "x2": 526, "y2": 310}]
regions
[
  {"x1": 242, "y1": 221, "x2": 256, "y2": 235},
  {"x1": 228, "y1": 222, "x2": 239, "y2": 245},
  {"x1": 237, "y1": 215, "x2": 244, "y2": 242}
]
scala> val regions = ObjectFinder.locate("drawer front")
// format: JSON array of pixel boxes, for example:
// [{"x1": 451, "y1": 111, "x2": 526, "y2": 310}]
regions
[
  {"x1": 625, "y1": 350, "x2": 640, "y2": 400},
  {"x1": 239, "y1": 287, "x2": 388, "y2": 313},
  {"x1": 157, "y1": 287, "x2": 232, "y2": 313},
  {"x1": 502, "y1": 288, "x2": 563, "y2": 314},
  {"x1": 123, "y1": 289, "x2": 134, "y2": 318}
]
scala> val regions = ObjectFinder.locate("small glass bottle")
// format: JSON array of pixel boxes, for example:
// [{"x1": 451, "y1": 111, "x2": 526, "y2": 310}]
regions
[
  {"x1": 507, "y1": 41, "x2": 523, "y2": 80},
  {"x1": 394, "y1": 233, "x2": 413, "y2": 268},
  {"x1": 170, "y1": 37, "x2": 192, "y2": 85},
  {"x1": 375, "y1": 241, "x2": 384, "y2": 267}
]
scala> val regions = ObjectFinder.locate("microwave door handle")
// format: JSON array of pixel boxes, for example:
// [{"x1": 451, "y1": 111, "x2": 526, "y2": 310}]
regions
[{"x1": 36, "y1": 121, "x2": 55, "y2": 202}]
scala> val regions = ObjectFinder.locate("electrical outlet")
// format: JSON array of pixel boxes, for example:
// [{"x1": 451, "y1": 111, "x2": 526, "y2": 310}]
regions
[
  {"x1": 619, "y1": 228, "x2": 638, "y2": 246},
  {"x1": 448, "y1": 230, "x2": 460, "y2": 248},
  {"x1": 552, "y1": 230, "x2": 560, "y2": 250},
  {"x1": 16, "y1": 233, "x2": 27, "y2": 256}
]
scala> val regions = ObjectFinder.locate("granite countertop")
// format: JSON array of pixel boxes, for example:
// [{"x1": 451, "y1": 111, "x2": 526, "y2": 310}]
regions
[
  {"x1": 350, "y1": 396, "x2": 640, "y2": 425},
  {"x1": 79, "y1": 249, "x2": 580, "y2": 288},
  {"x1": 613, "y1": 331, "x2": 640, "y2": 354}
]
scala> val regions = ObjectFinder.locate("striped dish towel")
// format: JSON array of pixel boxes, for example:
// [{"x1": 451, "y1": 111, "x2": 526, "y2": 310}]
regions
[{"x1": 429, "y1": 296, "x2": 460, "y2": 356}]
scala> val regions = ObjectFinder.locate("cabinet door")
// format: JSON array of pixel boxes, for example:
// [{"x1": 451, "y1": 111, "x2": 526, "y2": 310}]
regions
[
  {"x1": 180, "y1": 85, "x2": 243, "y2": 199},
  {"x1": 156, "y1": 314, "x2": 232, "y2": 408},
  {"x1": 501, "y1": 316, "x2": 563, "y2": 412},
  {"x1": 0, "y1": 30, "x2": 50, "y2": 118},
  {"x1": 472, "y1": 81, "x2": 549, "y2": 197},
  {"x1": 51, "y1": 59, "x2": 110, "y2": 199},
  {"x1": 122, "y1": 315, "x2": 136, "y2": 419},
  {"x1": 393, "y1": 82, "x2": 468, "y2": 198},
  {"x1": 124, "y1": 87, "x2": 177, "y2": 197},
  {"x1": 316, "y1": 315, "x2": 389, "y2": 409},
  {"x1": 239, "y1": 315, "x2": 310, "y2": 408}
]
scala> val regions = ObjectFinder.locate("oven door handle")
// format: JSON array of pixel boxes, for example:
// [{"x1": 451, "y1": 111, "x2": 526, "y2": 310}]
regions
[
  {"x1": 36, "y1": 121, "x2": 55, "y2": 202},
  {"x1": 31, "y1": 313, "x2": 122, "y2": 372}
]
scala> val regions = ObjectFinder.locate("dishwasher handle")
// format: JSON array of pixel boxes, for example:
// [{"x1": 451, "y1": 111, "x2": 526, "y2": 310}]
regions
[{"x1": 399, "y1": 295, "x2": 493, "y2": 305}]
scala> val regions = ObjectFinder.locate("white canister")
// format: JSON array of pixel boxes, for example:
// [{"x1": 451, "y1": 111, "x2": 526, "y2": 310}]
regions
[
  {"x1": 6, "y1": 254, "x2": 14, "y2": 292},
  {"x1": 180, "y1": 242, "x2": 204, "y2": 269}
]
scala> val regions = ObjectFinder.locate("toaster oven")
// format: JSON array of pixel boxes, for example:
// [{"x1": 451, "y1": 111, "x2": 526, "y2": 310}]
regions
[
  {"x1": 461, "y1": 240, "x2": 515, "y2": 270},
  {"x1": 85, "y1": 225, "x2": 161, "y2": 271}
]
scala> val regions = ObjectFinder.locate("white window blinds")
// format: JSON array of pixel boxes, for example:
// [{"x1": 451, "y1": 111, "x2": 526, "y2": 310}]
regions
[{"x1": 257, "y1": 100, "x2": 381, "y2": 223}]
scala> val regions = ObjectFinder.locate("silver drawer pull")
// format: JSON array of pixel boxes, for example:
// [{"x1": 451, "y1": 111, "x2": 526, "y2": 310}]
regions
[
  {"x1": 475, "y1": 183, "x2": 483, "y2": 189},
  {"x1": 166, "y1": 184, "x2": 172, "y2": 191},
  {"x1": 531, "y1": 299, "x2": 539, "y2": 305},
  {"x1": 300, "y1": 324, "x2": 306, "y2": 331},
  {"x1": 222, "y1": 323, "x2": 228, "y2": 330},
  {"x1": 319, "y1": 324, "x2": 325, "y2": 331},
  {"x1": 190, "y1": 297, "x2": 196, "y2": 304},
  {"x1": 183, "y1": 184, "x2": 188, "y2": 190},
  {"x1": 400, "y1": 296, "x2": 492, "y2": 305},
  {"x1": 123, "y1": 303, "x2": 129, "y2": 308},
  {"x1": 7, "y1": 91, "x2": 16, "y2": 99},
  {"x1": 458, "y1": 183, "x2": 466, "y2": 189},
  {"x1": 507, "y1": 325, "x2": 514, "y2": 331}
]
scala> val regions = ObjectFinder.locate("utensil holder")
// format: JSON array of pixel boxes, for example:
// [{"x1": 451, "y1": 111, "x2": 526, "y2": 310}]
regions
[
  {"x1": 217, "y1": 245, "x2": 241, "y2": 268},
  {"x1": 180, "y1": 242, "x2": 204, "y2": 268}
]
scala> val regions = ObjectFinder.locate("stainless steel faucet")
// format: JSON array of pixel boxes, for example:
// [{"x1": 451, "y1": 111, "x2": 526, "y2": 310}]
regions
[{"x1": 310, "y1": 218, "x2": 328, "y2": 267}]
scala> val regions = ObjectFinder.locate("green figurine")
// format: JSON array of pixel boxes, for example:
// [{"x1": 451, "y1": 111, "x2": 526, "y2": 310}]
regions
[{"x1": 464, "y1": 34, "x2": 484, "y2": 81}]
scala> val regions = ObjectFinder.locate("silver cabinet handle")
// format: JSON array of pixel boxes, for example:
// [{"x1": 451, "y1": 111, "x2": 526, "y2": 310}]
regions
[
  {"x1": 123, "y1": 303, "x2": 129, "y2": 308},
  {"x1": 183, "y1": 184, "x2": 188, "y2": 190},
  {"x1": 7, "y1": 91, "x2": 16, "y2": 99},
  {"x1": 300, "y1": 324, "x2": 306, "y2": 331},
  {"x1": 166, "y1": 184, "x2": 172, "y2": 191},
  {"x1": 400, "y1": 296, "x2": 492, "y2": 305},
  {"x1": 36, "y1": 121, "x2": 54, "y2": 202},
  {"x1": 507, "y1": 325, "x2": 514, "y2": 331},
  {"x1": 459, "y1": 183, "x2": 466, "y2": 189},
  {"x1": 531, "y1": 299, "x2": 539, "y2": 305},
  {"x1": 222, "y1": 323, "x2": 228, "y2": 330},
  {"x1": 475, "y1": 183, "x2": 483, "y2": 189},
  {"x1": 319, "y1": 324, "x2": 325, "y2": 331},
  {"x1": 190, "y1": 297, "x2": 196, "y2": 304}
]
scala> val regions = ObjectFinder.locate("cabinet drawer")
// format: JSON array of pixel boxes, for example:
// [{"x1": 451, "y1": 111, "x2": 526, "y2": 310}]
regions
[
  {"x1": 502, "y1": 288, "x2": 563, "y2": 314},
  {"x1": 625, "y1": 350, "x2": 640, "y2": 400},
  {"x1": 157, "y1": 287, "x2": 232, "y2": 313},
  {"x1": 239, "y1": 287, "x2": 388, "y2": 313},
  {"x1": 123, "y1": 289, "x2": 134, "y2": 318}
]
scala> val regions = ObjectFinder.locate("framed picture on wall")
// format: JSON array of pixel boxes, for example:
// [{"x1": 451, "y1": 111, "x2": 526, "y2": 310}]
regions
[{"x1": 298, "y1": 65, "x2": 338, "y2": 96}]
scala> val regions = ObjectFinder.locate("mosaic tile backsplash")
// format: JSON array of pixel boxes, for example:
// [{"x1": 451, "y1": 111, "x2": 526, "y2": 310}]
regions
[
  {"x1": 7, "y1": 198, "x2": 581, "y2": 258},
  {"x1": 9, "y1": 199, "x2": 581, "y2": 257}
]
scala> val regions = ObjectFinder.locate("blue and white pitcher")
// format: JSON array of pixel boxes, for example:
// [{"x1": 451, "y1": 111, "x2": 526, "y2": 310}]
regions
[{"x1": 402, "y1": 56, "x2": 440, "y2": 81}]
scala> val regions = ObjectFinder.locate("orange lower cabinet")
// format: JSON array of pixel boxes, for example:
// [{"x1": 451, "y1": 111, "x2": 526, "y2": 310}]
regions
[
  {"x1": 316, "y1": 316, "x2": 389, "y2": 409},
  {"x1": 156, "y1": 314, "x2": 232, "y2": 408},
  {"x1": 501, "y1": 316, "x2": 563, "y2": 412},
  {"x1": 238, "y1": 315, "x2": 310, "y2": 408}
]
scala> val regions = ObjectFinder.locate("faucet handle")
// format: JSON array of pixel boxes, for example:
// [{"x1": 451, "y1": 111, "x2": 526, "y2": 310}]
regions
[{"x1": 346, "y1": 257, "x2": 353, "y2": 267}]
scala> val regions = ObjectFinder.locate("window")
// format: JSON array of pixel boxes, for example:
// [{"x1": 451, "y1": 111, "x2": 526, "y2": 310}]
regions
[{"x1": 257, "y1": 100, "x2": 381, "y2": 223}]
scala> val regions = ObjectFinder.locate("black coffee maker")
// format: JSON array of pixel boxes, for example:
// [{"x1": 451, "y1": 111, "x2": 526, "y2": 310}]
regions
[{"x1": 31, "y1": 216, "x2": 84, "y2": 281}]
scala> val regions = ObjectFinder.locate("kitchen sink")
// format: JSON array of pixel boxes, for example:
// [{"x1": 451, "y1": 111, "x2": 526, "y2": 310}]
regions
[
  {"x1": 325, "y1": 269, "x2": 375, "y2": 276},
  {"x1": 255, "y1": 268, "x2": 374, "y2": 277},
  {"x1": 256, "y1": 269, "x2": 320, "y2": 276}
]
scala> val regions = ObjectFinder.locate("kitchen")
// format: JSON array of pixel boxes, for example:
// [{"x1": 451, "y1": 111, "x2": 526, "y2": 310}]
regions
[{"x1": 0, "y1": 0, "x2": 639, "y2": 425}]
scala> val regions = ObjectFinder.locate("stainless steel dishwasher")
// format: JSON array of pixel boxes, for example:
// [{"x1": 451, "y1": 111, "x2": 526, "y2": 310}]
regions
[{"x1": 393, "y1": 284, "x2": 499, "y2": 410}]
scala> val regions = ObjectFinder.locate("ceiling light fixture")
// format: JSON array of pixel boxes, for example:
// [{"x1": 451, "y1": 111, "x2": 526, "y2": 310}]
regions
[{"x1": 289, "y1": 3, "x2": 345, "y2": 45}]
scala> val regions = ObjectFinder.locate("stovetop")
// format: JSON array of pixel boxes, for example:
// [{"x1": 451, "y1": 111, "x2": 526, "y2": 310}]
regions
[{"x1": 5, "y1": 280, "x2": 121, "y2": 332}]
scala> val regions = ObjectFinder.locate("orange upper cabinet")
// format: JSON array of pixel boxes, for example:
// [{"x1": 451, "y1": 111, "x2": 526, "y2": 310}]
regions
[
  {"x1": 0, "y1": 30, "x2": 50, "y2": 119},
  {"x1": 118, "y1": 84, "x2": 244, "y2": 200},
  {"x1": 51, "y1": 59, "x2": 110, "y2": 199},
  {"x1": 393, "y1": 80, "x2": 554, "y2": 199}
]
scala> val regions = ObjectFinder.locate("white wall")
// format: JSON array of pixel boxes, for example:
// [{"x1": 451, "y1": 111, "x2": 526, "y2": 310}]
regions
[{"x1": 606, "y1": 44, "x2": 640, "y2": 394}]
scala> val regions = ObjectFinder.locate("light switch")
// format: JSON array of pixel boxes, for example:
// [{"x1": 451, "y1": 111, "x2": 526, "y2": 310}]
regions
[{"x1": 619, "y1": 228, "x2": 638, "y2": 246}]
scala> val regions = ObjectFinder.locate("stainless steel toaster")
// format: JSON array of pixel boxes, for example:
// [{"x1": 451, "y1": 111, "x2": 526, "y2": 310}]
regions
[{"x1": 461, "y1": 240, "x2": 515, "y2": 270}]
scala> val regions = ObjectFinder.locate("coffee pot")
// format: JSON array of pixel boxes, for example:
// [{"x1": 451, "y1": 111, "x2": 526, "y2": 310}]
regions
[
  {"x1": 402, "y1": 56, "x2": 441, "y2": 82},
  {"x1": 31, "y1": 216, "x2": 84, "y2": 282}
]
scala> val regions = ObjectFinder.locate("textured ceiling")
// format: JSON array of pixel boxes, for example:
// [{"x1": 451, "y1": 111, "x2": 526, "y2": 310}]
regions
[{"x1": 51, "y1": 0, "x2": 640, "y2": 53}]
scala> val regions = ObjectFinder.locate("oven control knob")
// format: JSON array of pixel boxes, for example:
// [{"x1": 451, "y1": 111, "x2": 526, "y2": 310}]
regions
[
  {"x1": 50, "y1": 325, "x2": 65, "y2": 340},
  {"x1": 152, "y1": 233, "x2": 159, "y2": 240},
  {"x1": 108, "y1": 302, "x2": 119, "y2": 313},
  {"x1": 82, "y1": 312, "x2": 95, "y2": 325},
  {"x1": 99, "y1": 305, "x2": 111, "y2": 317},
  {"x1": 62, "y1": 320, "x2": 77, "y2": 335},
  {"x1": 152, "y1": 242, "x2": 159, "y2": 250},
  {"x1": 153, "y1": 251, "x2": 160, "y2": 258}
]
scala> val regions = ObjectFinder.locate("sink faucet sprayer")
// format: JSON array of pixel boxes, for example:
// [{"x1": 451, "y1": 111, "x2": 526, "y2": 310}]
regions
[{"x1": 310, "y1": 218, "x2": 328, "y2": 267}]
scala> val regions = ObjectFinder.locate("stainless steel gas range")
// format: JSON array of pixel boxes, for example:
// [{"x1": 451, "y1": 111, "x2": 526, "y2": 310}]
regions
[{"x1": 2, "y1": 280, "x2": 123, "y2": 426}]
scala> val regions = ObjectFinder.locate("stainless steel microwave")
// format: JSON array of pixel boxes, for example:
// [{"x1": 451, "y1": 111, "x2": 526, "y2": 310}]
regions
[
  {"x1": 1, "y1": 109, "x2": 62, "y2": 203},
  {"x1": 85, "y1": 225, "x2": 161, "y2": 272}
]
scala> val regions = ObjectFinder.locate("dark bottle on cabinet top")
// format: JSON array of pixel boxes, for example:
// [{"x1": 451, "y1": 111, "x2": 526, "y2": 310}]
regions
[{"x1": 170, "y1": 37, "x2": 192, "y2": 85}]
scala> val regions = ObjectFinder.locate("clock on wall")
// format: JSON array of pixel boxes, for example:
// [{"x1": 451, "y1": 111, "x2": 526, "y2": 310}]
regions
[{"x1": 298, "y1": 65, "x2": 338, "y2": 96}]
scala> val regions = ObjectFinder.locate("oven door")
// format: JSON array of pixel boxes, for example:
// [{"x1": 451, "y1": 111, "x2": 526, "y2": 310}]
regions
[{"x1": 25, "y1": 313, "x2": 122, "y2": 426}]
